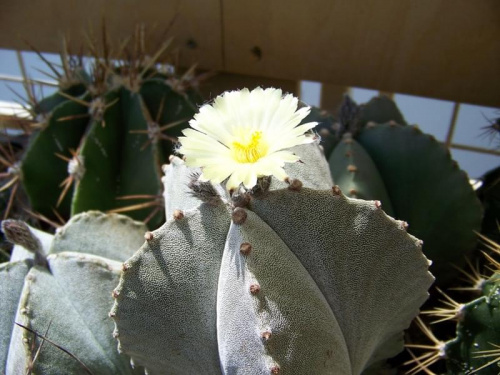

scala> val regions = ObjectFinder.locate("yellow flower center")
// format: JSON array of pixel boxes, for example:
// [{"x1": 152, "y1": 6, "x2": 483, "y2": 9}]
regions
[{"x1": 231, "y1": 131, "x2": 269, "y2": 163}]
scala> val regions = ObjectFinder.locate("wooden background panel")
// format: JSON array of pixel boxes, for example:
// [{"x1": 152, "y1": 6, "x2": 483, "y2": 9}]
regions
[
  {"x1": 0, "y1": 0, "x2": 222, "y2": 70},
  {"x1": 223, "y1": 0, "x2": 500, "y2": 107},
  {"x1": 199, "y1": 72, "x2": 299, "y2": 100},
  {"x1": 0, "y1": 0, "x2": 498, "y2": 106}
]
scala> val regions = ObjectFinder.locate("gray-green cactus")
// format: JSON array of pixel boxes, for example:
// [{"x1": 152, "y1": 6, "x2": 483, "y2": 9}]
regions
[
  {"x1": 1, "y1": 142, "x2": 434, "y2": 374},
  {"x1": 1, "y1": 212, "x2": 147, "y2": 374},
  {"x1": 319, "y1": 96, "x2": 483, "y2": 284},
  {"x1": 110, "y1": 142, "x2": 434, "y2": 374}
]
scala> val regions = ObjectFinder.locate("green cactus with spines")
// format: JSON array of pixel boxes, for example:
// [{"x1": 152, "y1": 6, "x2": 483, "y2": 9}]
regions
[
  {"x1": 443, "y1": 234, "x2": 500, "y2": 375},
  {"x1": 322, "y1": 95, "x2": 482, "y2": 284},
  {"x1": 15, "y1": 32, "x2": 201, "y2": 230},
  {"x1": 444, "y1": 274, "x2": 500, "y2": 375},
  {"x1": 405, "y1": 233, "x2": 500, "y2": 375},
  {"x1": 109, "y1": 141, "x2": 434, "y2": 374},
  {"x1": 1, "y1": 211, "x2": 148, "y2": 374}
]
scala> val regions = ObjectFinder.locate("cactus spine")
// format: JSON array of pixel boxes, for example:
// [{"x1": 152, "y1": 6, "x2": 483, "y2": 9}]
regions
[
  {"x1": 407, "y1": 234, "x2": 500, "y2": 374},
  {"x1": 9, "y1": 27, "x2": 201, "y2": 229}
]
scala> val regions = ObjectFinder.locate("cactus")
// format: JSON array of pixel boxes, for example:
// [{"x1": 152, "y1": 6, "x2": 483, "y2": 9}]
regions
[
  {"x1": 445, "y1": 274, "x2": 500, "y2": 375},
  {"x1": 110, "y1": 143, "x2": 434, "y2": 374},
  {"x1": 320, "y1": 96, "x2": 483, "y2": 284},
  {"x1": 0, "y1": 153, "x2": 436, "y2": 374},
  {"x1": 5, "y1": 28, "x2": 202, "y2": 229},
  {"x1": 444, "y1": 234, "x2": 500, "y2": 375},
  {"x1": 0, "y1": 164, "x2": 434, "y2": 374},
  {"x1": 107, "y1": 88, "x2": 434, "y2": 374},
  {"x1": 0, "y1": 211, "x2": 147, "y2": 374},
  {"x1": 407, "y1": 234, "x2": 500, "y2": 375},
  {"x1": 0, "y1": 88, "x2": 436, "y2": 374},
  {"x1": 477, "y1": 165, "x2": 500, "y2": 244}
]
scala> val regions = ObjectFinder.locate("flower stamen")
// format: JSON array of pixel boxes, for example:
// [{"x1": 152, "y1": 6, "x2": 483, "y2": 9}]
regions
[{"x1": 231, "y1": 131, "x2": 269, "y2": 163}]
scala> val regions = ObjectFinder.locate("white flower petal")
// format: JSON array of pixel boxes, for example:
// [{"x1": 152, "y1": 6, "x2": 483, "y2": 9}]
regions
[
  {"x1": 241, "y1": 168, "x2": 258, "y2": 189},
  {"x1": 267, "y1": 124, "x2": 317, "y2": 152},
  {"x1": 178, "y1": 87, "x2": 312, "y2": 190},
  {"x1": 201, "y1": 164, "x2": 235, "y2": 184},
  {"x1": 178, "y1": 130, "x2": 231, "y2": 158},
  {"x1": 265, "y1": 151, "x2": 301, "y2": 164},
  {"x1": 269, "y1": 95, "x2": 300, "y2": 128},
  {"x1": 257, "y1": 159, "x2": 289, "y2": 181},
  {"x1": 189, "y1": 108, "x2": 233, "y2": 146},
  {"x1": 226, "y1": 168, "x2": 246, "y2": 190}
]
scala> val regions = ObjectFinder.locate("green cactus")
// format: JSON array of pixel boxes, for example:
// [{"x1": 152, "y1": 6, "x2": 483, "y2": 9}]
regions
[
  {"x1": 323, "y1": 96, "x2": 482, "y2": 284},
  {"x1": 477, "y1": 165, "x2": 500, "y2": 244},
  {"x1": 301, "y1": 106, "x2": 338, "y2": 157},
  {"x1": 302, "y1": 95, "x2": 407, "y2": 157},
  {"x1": 407, "y1": 235, "x2": 500, "y2": 375},
  {"x1": 110, "y1": 140, "x2": 434, "y2": 374},
  {"x1": 444, "y1": 234, "x2": 500, "y2": 375},
  {"x1": 356, "y1": 96, "x2": 407, "y2": 130},
  {"x1": 11, "y1": 31, "x2": 201, "y2": 229},
  {"x1": 444, "y1": 274, "x2": 500, "y2": 375},
  {"x1": 0, "y1": 211, "x2": 147, "y2": 374}
]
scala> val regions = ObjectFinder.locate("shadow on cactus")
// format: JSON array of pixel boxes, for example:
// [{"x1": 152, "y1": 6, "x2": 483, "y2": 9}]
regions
[
  {"x1": 306, "y1": 95, "x2": 483, "y2": 285},
  {"x1": 3, "y1": 25, "x2": 204, "y2": 230}
]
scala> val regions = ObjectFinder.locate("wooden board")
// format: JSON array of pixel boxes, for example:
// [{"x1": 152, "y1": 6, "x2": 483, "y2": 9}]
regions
[
  {"x1": 0, "y1": 0, "x2": 498, "y2": 106},
  {"x1": 0, "y1": 0, "x2": 222, "y2": 70},
  {"x1": 223, "y1": 0, "x2": 500, "y2": 107},
  {"x1": 199, "y1": 72, "x2": 299, "y2": 100},
  {"x1": 320, "y1": 84, "x2": 349, "y2": 111}
]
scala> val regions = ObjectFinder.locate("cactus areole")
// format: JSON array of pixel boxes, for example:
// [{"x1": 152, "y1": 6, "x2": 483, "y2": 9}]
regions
[{"x1": 111, "y1": 88, "x2": 434, "y2": 375}]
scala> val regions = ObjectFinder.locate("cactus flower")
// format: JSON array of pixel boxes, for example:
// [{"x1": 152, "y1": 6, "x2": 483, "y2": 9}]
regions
[{"x1": 178, "y1": 87, "x2": 317, "y2": 190}]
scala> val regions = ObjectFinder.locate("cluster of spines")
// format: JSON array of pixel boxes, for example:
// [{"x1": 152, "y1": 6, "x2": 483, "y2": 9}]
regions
[
  {"x1": 0, "y1": 24, "x2": 204, "y2": 228},
  {"x1": 405, "y1": 234, "x2": 500, "y2": 375}
]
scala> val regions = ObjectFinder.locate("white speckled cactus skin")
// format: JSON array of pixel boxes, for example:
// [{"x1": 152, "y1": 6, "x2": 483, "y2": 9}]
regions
[
  {"x1": 111, "y1": 142, "x2": 434, "y2": 375},
  {"x1": 1, "y1": 212, "x2": 148, "y2": 375}
]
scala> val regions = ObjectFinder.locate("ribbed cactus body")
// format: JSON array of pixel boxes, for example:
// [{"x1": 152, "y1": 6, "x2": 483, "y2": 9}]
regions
[
  {"x1": 356, "y1": 96, "x2": 407, "y2": 129},
  {"x1": 111, "y1": 142, "x2": 434, "y2": 374},
  {"x1": 330, "y1": 133, "x2": 395, "y2": 216},
  {"x1": 20, "y1": 67, "x2": 199, "y2": 229},
  {"x1": 0, "y1": 212, "x2": 147, "y2": 374},
  {"x1": 0, "y1": 260, "x2": 32, "y2": 368},
  {"x1": 324, "y1": 97, "x2": 483, "y2": 284}
]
